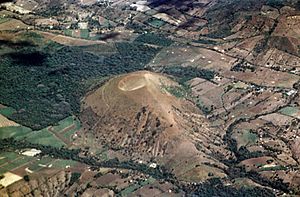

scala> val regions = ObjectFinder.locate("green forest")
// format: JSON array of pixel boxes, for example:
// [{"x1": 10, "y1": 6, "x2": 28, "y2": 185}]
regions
[{"x1": 0, "y1": 39, "x2": 160, "y2": 129}]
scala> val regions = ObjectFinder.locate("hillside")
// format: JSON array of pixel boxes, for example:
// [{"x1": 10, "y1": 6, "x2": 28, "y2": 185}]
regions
[{"x1": 80, "y1": 71, "x2": 230, "y2": 182}]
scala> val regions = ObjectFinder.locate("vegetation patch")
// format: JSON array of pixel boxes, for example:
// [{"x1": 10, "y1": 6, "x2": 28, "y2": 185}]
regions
[
  {"x1": 69, "y1": 172, "x2": 81, "y2": 185},
  {"x1": 0, "y1": 18, "x2": 10, "y2": 24},
  {"x1": 64, "y1": 29, "x2": 73, "y2": 37},
  {"x1": 134, "y1": 33, "x2": 173, "y2": 47},
  {"x1": 0, "y1": 36, "x2": 160, "y2": 129},
  {"x1": 266, "y1": 0, "x2": 284, "y2": 8},
  {"x1": 183, "y1": 177, "x2": 275, "y2": 197},
  {"x1": 0, "y1": 152, "x2": 32, "y2": 174},
  {"x1": 0, "y1": 126, "x2": 32, "y2": 140},
  {"x1": 23, "y1": 128, "x2": 66, "y2": 148},
  {"x1": 259, "y1": 165, "x2": 287, "y2": 172},
  {"x1": 52, "y1": 159, "x2": 78, "y2": 169},
  {"x1": 80, "y1": 29, "x2": 90, "y2": 39},
  {"x1": 119, "y1": 177, "x2": 156, "y2": 196},
  {"x1": 195, "y1": 39, "x2": 218, "y2": 45},
  {"x1": 196, "y1": 100, "x2": 213, "y2": 115},
  {"x1": 164, "y1": 85, "x2": 190, "y2": 98},
  {"x1": 0, "y1": 107, "x2": 16, "y2": 117},
  {"x1": 0, "y1": 152, "x2": 19, "y2": 166},
  {"x1": 240, "y1": 130, "x2": 258, "y2": 147},
  {"x1": 279, "y1": 106, "x2": 299, "y2": 117},
  {"x1": 161, "y1": 66, "x2": 215, "y2": 83},
  {"x1": 50, "y1": 116, "x2": 76, "y2": 133},
  {"x1": 146, "y1": 18, "x2": 166, "y2": 28},
  {"x1": 28, "y1": 156, "x2": 53, "y2": 171}
]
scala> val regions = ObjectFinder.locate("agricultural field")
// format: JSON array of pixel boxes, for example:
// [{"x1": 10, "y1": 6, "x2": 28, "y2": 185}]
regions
[
  {"x1": 35, "y1": 118, "x2": 79, "y2": 147},
  {"x1": 0, "y1": 172, "x2": 22, "y2": 187},
  {"x1": 0, "y1": 113, "x2": 81, "y2": 148},
  {"x1": 0, "y1": 152, "x2": 32, "y2": 174},
  {"x1": 232, "y1": 129, "x2": 258, "y2": 149},
  {"x1": 0, "y1": 18, "x2": 30, "y2": 31},
  {"x1": 0, "y1": 18, "x2": 10, "y2": 24},
  {"x1": 23, "y1": 128, "x2": 66, "y2": 148},
  {"x1": 119, "y1": 177, "x2": 156, "y2": 196},
  {"x1": 0, "y1": 115, "x2": 18, "y2": 128},
  {"x1": 51, "y1": 159, "x2": 78, "y2": 169},
  {"x1": 0, "y1": 126, "x2": 31, "y2": 139},
  {"x1": 0, "y1": 150, "x2": 81, "y2": 188},
  {"x1": 64, "y1": 29, "x2": 90, "y2": 40},
  {"x1": 146, "y1": 18, "x2": 166, "y2": 28},
  {"x1": 279, "y1": 106, "x2": 300, "y2": 119}
]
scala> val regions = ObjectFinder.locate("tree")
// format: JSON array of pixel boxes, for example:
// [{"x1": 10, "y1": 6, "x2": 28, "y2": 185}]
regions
[{"x1": 24, "y1": 175, "x2": 30, "y2": 182}]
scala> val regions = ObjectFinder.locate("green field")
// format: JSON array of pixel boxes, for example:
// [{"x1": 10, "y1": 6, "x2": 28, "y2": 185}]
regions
[
  {"x1": 51, "y1": 116, "x2": 81, "y2": 142},
  {"x1": 62, "y1": 126, "x2": 79, "y2": 142},
  {"x1": 195, "y1": 99, "x2": 212, "y2": 115},
  {"x1": 235, "y1": 129, "x2": 258, "y2": 148},
  {"x1": 147, "y1": 18, "x2": 165, "y2": 28},
  {"x1": 51, "y1": 116, "x2": 76, "y2": 133},
  {"x1": 80, "y1": 29, "x2": 89, "y2": 39},
  {"x1": 120, "y1": 177, "x2": 156, "y2": 196},
  {"x1": 0, "y1": 107, "x2": 16, "y2": 117},
  {"x1": 0, "y1": 18, "x2": 10, "y2": 24},
  {"x1": 242, "y1": 130, "x2": 257, "y2": 145},
  {"x1": 0, "y1": 153, "x2": 79, "y2": 175},
  {"x1": 164, "y1": 85, "x2": 189, "y2": 98},
  {"x1": 0, "y1": 115, "x2": 80, "y2": 148},
  {"x1": 279, "y1": 106, "x2": 299, "y2": 117},
  {"x1": 23, "y1": 128, "x2": 66, "y2": 148},
  {"x1": 28, "y1": 156, "x2": 53, "y2": 172},
  {"x1": 95, "y1": 147, "x2": 109, "y2": 161},
  {"x1": 259, "y1": 165, "x2": 287, "y2": 172},
  {"x1": 64, "y1": 29, "x2": 73, "y2": 37},
  {"x1": 51, "y1": 159, "x2": 78, "y2": 168},
  {"x1": 0, "y1": 152, "x2": 19, "y2": 166},
  {"x1": 0, "y1": 126, "x2": 32, "y2": 140},
  {"x1": 0, "y1": 152, "x2": 31, "y2": 174}
]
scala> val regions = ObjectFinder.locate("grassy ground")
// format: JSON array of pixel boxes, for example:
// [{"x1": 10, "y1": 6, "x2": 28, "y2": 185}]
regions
[
  {"x1": 119, "y1": 177, "x2": 156, "y2": 196},
  {"x1": 51, "y1": 159, "x2": 78, "y2": 168},
  {"x1": 28, "y1": 156, "x2": 53, "y2": 172},
  {"x1": 164, "y1": 85, "x2": 189, "y2": 98},
  {"x1": 0, "y1": 115, "x2": 80, "y2": 148},
  {"x1": 242, "y1": 130, "x2": 257, "y2": 145},
  {"x1": 0, "y1": 18, "x2": 10, "y2": 24},
  {"x1": 0, "y1": 152, "x2": 19, "y2": 166},
  {"x1": 23, "y1": 128, "x2": 66, "y2": 148},
  {"x1": 0, "y1": 153, "x2": 79, "y2": 176},
  {"x1": 51, "y1": 116, "x2": 76, "y2": 133},
  {"x1": 50, "y1": 115, "x2": 81, "y2": 143},
  {"x1": 62, "y1": 122, "x2": 80, "y2": 142},
  {"x1": 80, "y1": 29, "x2": 89, "y2": 39},
  {"x1": 147, "y1": 18, "x2": 165, "y2": 28},
  {"x1": 0, "y1": 107, "x2": 16, "y2": 117},
  {"x1": 0, "y1": 126, "x2": 32, "y2": 140},
  {"x1": 0, "y1": 152, "x2": 31, "y2": 174},
  {"x1": 279, "y1": 106, "x2": 299, "y2": 117},
  {"x1": 64, "y1": 29, "x2": 73, "y2": 37}
]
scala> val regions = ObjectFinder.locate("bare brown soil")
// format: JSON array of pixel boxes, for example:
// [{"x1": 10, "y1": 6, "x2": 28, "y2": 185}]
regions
[{"x1": 79, "y1": 71, "x2": 230, "y2": 182}]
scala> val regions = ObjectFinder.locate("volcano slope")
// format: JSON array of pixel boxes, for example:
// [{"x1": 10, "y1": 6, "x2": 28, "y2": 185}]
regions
[{"x1": 80, "y1": 71, "x2": 231, "y2": 182}]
